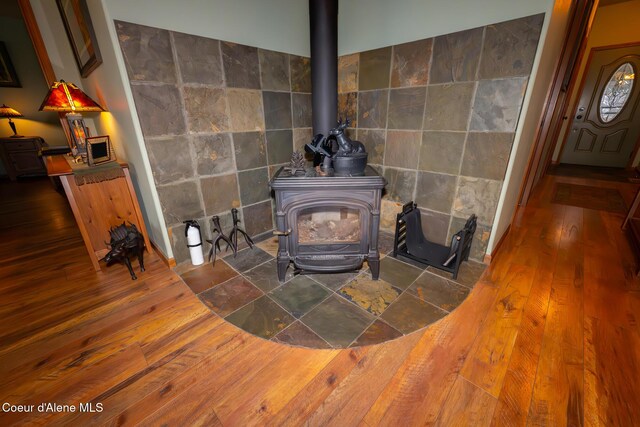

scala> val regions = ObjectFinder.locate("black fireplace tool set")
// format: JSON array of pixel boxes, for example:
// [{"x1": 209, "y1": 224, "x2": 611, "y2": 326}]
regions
[{"x1": 206, "y1": 208, "x2": 254, "y2": 266}]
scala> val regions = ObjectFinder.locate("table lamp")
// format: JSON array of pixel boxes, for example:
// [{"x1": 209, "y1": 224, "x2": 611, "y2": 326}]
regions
[
  {"x1": 39, "y1": 80, "x2": 105, "y2": 154},
  {"x1": 0, "y1": 104, "x2": 23, "y2": 138}
]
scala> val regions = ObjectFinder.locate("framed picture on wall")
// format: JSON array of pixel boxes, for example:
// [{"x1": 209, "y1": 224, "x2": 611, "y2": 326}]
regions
[
  {"x1": 0, "y1": 42, "x2": 21, "y2": 87},
  {"x1": 56, "y1": 0, "x2": 102, "y2": 78}
]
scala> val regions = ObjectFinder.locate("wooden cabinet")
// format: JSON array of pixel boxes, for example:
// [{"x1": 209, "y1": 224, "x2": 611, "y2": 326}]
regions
[
  {"x1": 45, "y1": 155, "x2": 151, "y2": 271},
  {"x1": 0, "y1": 136, "x2": 48, "y2": 181}
]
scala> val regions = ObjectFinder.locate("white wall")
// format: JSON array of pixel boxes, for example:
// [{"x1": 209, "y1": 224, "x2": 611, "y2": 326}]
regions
[
  {"x1": 552, "y1": 0, "x2": 640, "y2": 165},
  {"x1": 339, "y1": 0, "x2": 549, "y2": 54},
  {"x1": 103, "y1": 0, "x2": 310, "y2": 56},
  {"x1": 488, "y1": 0, "x2": 573, "y2": 255}
]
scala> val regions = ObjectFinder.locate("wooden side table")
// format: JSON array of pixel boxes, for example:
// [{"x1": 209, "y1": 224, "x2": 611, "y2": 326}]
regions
[
  {"x1": 45, "y1": 155, "x2": 151, "y2": 271},
  {"x1": 0, "y1": 136, "x2": 48, "y2": 181}
]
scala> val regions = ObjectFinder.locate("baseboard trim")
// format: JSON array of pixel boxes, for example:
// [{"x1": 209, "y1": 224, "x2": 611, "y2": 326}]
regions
[
  {"x1": 484, "y1": 224, "x2": 511, "y2": 265},
  {"x1": 151, "y1": 241, "x2": 176, "y2": 269}
]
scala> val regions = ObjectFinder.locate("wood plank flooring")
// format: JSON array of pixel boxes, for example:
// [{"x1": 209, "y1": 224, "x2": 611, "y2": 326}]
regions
[{"x1": 0, "y1": 175, "x2": 639, "y2": 426}]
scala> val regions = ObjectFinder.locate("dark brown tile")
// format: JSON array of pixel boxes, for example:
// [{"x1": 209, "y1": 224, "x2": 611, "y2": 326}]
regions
[
  {"x1": 408, "y1": 271, "x2": 470, "y2": 312},
  {"x1": 384, "y1": 130, "x2": 421, "y2": 169},
  {"x1": 238, "y1": 167, "x2": 271, "y2": 205},
  {"x1": 244, "y1": 259, "x2": 292, "y2": 292},
  {"x1": 378, "y1": 256, "x2": 423, "y2": 290},
  {"x1": 199, "y1": 275, "x2": 263, "y2": 316},
  {"x1": 146, "y1": 136, "x2": 193, "y2": 185},
  {"x1": 357, "y1": 129, "x2": 385, "y2": 165},
  {"x1": 423, "y1": 82, "x2": 475, "y2": 131},
  {"x1": 338, "y1": 275, "x2": 401, "y2": 315},
  {"x1": 183, "y1": 86, "x2": 229, "y2": 133},
  {"x1": 223, "y1": 246, "x2": 273, "y2": 273},
  {"x1": 157, "y1": 181, "x2": 204, "y2": 225},
  {"x1": 301, "y1": 295, "x2": 374, "y2": 348},
  {"x1": 273, "y1": 320, "x2": 331, "y2": 348},
  {"x1": 259, "y1": 49, "x2": 290, "y2": 91},
  {"x1": 452, "y1": 176, "x2": 502, "y2": 226},
  {"x1": 358, "y1": 90, "x2": 388, "y2": 129},
  {"x1": 427, "y1": 260, "x2": 487, "y2": 288},
  {"x1": 221, "y1": 41, "x2": 261, "y2": 89},
  {"x1": 290, "y1": 55, "x2": 311, "y2": 93},
  {"x1": 263, "y1": 91, "x2": 292, "y2": 130},
  {"x1": 359, "y1": 47, "x2": 392, "y2": 91},
  {"x1": 419, "y1": 131, "x2": 465, "y2": 174},
  {"x1": 116, "y1": 21, "x2": 176, "y2": 83},
  {"x1": 225, "y1": 295, "x2": 294, "y2": 339},
  {"x1": 415, "y1": 171, "x2": 457, "y2": 214},
  {"x1": 383, "y1": 167, "x2": 416, "y2": 203},
  {"x1": 292, "y1": 93, "x2": 312, "y2": 128},
  {"x1": 377, "y1": 231, "x2": 396, "y2": 256},
  {"x1": 227, "y1": 89, "x2": 265, "y2": 132},
  {"x1": 478, "y1": 14, "x2": 544, "y2": 79},
  {"x1": 380, "y1": 293, "x2": 447, "y2": 334},
  {"x1": 200, "y1": 173, "x2": 240, "y2": 216},
  {"x1": 192, "y1": 133, "x2": 234, "y2": 175},
  {"x1": 242, "y1": 201, "x2": 274, "y2": 237},
  {"x1": 180, "y1": 259, "x2": 238, "y2": 294},
  {"x1": 391, "y1": 39, "x2": 432, "y2": 87},
  {"x1": 387, "y1": 87, "x2": 427, "y2": 130},
  {"x1": 338, "y1": 92, "x2": 358, "y2": 126},
  {"x1": 173, "y1": 32, "x2": 223, "y2": 86},
  {"x1": 266, "y1": 130, "x2": 294, "y2": 165},
  {"x1": 338, "y1": 53, "x2": 359, "y2": 93},
  {"x1": 430, "y1": 27, "x2": 483, "y2": 84},
  {"x1": 308, "y1": 271, "x2": 361, "y2": 291},
  {"x1": 131, "y1": 83, "x2": 185, "y2": 137},
  {"x1": 469, "y1": 78, "x2": 527, "y2": 132},
  {"x1": 233, "y1": 131, "x2": 267, "y2": 171},
  {"x1": 351, "y1": 320, "x2": 403, "y2": 347},
  {"x1": 269, "y1": 276, "x2": 331, "y2": 318},
  {"x1": 461, "y1": 132, "x2": 514, "y2": 180}
]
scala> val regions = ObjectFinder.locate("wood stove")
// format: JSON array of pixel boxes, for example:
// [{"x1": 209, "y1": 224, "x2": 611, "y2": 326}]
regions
[{"x1": 270, "y1": 166, "x2": 386, "y2": 282}]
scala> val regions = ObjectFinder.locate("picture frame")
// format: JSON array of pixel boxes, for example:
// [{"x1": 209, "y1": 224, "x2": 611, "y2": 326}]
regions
[
  {"x1": 86, "y1": 135, "x2": 115, "y2": 166},
  {"x1": 66, "y1": 113, "x2": 89, "y2": 155},
  {"x1": 56, "y1": 0, "x2": 102, "y2": 78},
  {"x1": 0, "y1": 42, "x2": 21, "y2": 88}
]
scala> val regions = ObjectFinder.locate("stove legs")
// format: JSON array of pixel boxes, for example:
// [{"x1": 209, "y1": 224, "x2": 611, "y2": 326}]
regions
[
  {"x1": 277, "y1": 258, "x2": 289, "y2": 282},
  {"x1": 369, "y1": 257, "x2": 380, "y2": 280}
]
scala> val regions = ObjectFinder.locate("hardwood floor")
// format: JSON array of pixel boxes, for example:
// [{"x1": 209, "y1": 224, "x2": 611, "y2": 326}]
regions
[{"x1": 0, "y1": 175, "x2": 638, "y2": 426}]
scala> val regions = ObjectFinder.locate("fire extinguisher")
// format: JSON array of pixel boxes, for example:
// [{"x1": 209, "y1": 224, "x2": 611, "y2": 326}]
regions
[{"x1": 183, "y1": 220, "x2": 204, "y2": 266}]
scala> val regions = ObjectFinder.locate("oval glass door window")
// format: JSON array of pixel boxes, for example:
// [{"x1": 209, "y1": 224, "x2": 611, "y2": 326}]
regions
[{"x1": 600, "y1": 62, "x2": 635, "y2": 123}]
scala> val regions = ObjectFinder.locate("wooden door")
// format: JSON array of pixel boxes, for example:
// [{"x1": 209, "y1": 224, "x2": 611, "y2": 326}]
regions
[{"x1": 560, "y1": 45, "x2": 640, "y2": 167}]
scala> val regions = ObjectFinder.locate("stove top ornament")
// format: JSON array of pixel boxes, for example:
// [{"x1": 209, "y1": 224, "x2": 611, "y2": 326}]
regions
[
  {"x1": 283, "y1": 150, "x2": 307, "y2": 176},
  {"x1": 305, "y1": 118, "x2": 368, "y2": 176}
]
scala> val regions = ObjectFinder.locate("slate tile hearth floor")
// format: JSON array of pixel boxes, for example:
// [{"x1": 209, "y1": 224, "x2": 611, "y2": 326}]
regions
[{"x1": 178, "y1": 231, "x2": 486, "y2": 348}]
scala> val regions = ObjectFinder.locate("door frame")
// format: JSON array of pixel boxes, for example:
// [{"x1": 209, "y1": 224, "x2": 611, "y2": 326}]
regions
[
  {"x1": 555, "y1": 40, "x2": 640, "y2": 169},
  {"x1": 518, "y1": 0, "x2": 599, "y2": 206}
]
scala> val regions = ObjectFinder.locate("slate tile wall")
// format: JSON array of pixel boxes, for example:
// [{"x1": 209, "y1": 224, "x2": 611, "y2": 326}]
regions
[
  {"x1": 338, "y1": 14, "x2": 544, "y2": 261},
  {"x1": 116, "y1": 21, "x2": 311, "y2": 264}
]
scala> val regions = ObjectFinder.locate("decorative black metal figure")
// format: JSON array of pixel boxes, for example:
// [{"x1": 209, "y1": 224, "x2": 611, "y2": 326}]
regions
[
  {"x1": 206, "y1": 215, "x2": 236, "y2": 266},
  {"x1": 304, "y1": 118, "x2": 368, "y2": 176},
  {"x1": 228, "y1": 208, "x2": 254, "y2": 251},
  {"x1": 283, "y1": 151, "x2": 307, "y2": 176},
  {"x1": 103, "y1": 222, "x2": 145, "y2": 280}
]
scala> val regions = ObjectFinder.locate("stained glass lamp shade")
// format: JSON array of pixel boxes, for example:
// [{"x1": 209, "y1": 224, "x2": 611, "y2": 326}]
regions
[
  {"x1": 39, "y1": 80, "x2": 104, "y2": 112},
  {"x1": 0, "y1": 104, "x2": 24, "y2": 138}
]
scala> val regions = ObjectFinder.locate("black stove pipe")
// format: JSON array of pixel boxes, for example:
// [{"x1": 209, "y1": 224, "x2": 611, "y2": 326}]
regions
[{"x1": 309, "y1": 0, "x2": 338, "y2": 139}]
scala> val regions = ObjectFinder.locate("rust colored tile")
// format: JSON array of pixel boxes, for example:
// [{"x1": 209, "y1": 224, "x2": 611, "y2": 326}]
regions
[
  {"x1": 180, "y1": 260, "x2": 238, "y2": 294},
  {"x1": 198, "y1": 276, "x2": 263, "y2": 317},
  {"x1": 352, "y1": 320, "x2": 403, "y2": 347},
  {"x1": 273, "y1": 320, "x2": 331, "y2": 348}
]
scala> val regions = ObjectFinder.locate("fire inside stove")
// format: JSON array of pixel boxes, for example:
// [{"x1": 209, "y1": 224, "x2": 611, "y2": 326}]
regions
[{"x1": 297, "y1": 207, "x2": 360, "y2": 244}]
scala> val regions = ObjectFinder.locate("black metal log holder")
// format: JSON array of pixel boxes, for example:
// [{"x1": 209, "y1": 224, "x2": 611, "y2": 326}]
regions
[{"x1": 393, "y1": 201, "x2": 477, "y2": 280}]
